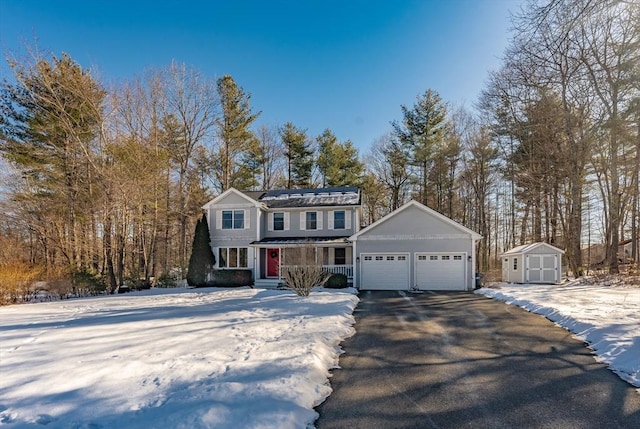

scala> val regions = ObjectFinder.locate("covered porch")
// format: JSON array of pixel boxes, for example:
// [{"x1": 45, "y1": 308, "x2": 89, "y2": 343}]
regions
[{"x1": 250, "y1": 237, "x2": 353, "y2": 288}]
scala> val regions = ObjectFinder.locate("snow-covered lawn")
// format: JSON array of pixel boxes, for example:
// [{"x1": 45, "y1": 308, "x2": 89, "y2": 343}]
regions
[
  {"x1": 0, "y1": 287, "x2": 359, "y2": 428},
  {"x1": 476, "y1": 280, "x2": 639, "y2": 391}
]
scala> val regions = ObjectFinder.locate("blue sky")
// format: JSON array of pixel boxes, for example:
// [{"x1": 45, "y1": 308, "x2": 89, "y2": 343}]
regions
[{"x1": 0, "y1": 0, "x2": 522, "y2": 151}]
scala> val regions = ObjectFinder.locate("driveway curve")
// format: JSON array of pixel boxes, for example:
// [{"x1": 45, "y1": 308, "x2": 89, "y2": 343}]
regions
[{"x1": 315, "y1": 290, "x2": 640, "y2": 429}]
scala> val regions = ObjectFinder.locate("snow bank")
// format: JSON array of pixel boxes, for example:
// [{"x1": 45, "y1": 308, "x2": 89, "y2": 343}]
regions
[
  {"x1": 476, "y1": 281, "x2": 639, "y2": 390},
  {"x1": 0, "y1": 287, "x2": 359, "y2": 428}
]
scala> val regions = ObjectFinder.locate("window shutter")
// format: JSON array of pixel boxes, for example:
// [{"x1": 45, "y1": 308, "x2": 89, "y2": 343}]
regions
[
  {"x1": 284, "y1": 212, "x2": 290, "y2": 231},
  {"x1": 268, "y1": 213, "x2": 274, "y2": 231},
  {"x1": 328, "y1": 211, "x2": 334, "y2": 230},
  {"x1": 244, "y1": 209, "x2": 250, "y2": 229},
  {"x1": 216, "y1": 210, "x2": 222, "y2": 230},
  {"x1": 300, "y1": 212, "x2": 306, "y2": 230},
  {"x1": 345, "y1": 211, "x2": 352, "y2": 229},
  {"x1": 317, "y1": 211, "x2": 323, "y2": 230}
]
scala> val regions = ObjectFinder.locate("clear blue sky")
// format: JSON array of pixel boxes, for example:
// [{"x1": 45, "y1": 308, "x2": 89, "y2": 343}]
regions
[{"x1": 0, "y1": 0, "x2": 522, "y2": 151}]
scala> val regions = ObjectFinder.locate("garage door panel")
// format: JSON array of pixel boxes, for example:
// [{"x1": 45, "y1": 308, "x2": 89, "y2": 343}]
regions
[
  {"x1": 361, "y1": 253, "x2": 409, "y2": 290},
  {"x1": 416, "y1": 253, "x2": 466, "y2": 291}
]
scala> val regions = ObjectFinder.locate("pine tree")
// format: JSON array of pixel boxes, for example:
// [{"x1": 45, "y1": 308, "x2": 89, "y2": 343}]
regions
[
  {"x1": 187, "y1": 213, "x2": 216, "y2": 287},
  {"x1": 216, "y1": 75, "x2": 261, "y2": 191},
  {"x1": 281, "y1": 122, "x2": 313, "y2": 188}
]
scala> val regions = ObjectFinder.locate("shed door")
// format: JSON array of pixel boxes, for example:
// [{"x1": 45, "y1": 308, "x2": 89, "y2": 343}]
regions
[
  {"x1": 415, "y1": 253, "x2": 466, "y2": 290},
  {"x1": 360, "y1": 253, "x2": 410, "y2": 290},
  {"x1": 526, "y1": 254, "x2": 557, "y2": 283}
]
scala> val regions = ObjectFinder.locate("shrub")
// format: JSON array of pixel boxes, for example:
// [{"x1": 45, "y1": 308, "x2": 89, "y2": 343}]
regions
[
  {"x1": 206, "y1": 269, "x2": 253, "y2": 287},
  {"x1": 187, "y1": 214, "x2": 216, "y2": 287},
  {"x1": 0, "y1": 263, "x2": 43, "y2": 305},
  {"x1": 282, "y1": 266, "x2": 331, "y2": 297},
  {"x1": 325, "y1": 273, "x2": 348, "y2": 289},
  {"x1": 157, "y1": 272, "x2": 177, "y2": 288}
]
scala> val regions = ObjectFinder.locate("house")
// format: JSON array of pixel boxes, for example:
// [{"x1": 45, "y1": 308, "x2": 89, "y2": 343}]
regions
[
  {"x1": 202, "y1": 187, "x2": 360, "y2": 288},
  {"x1": 350, "y1": 200, "x2": 482, "y2": 291},
  {"x1": 501, "y1": 242, "x2": 564, "y2": 284},
  {"x1": 202, "y1": 188, "x2": 482, "y2": 291}
]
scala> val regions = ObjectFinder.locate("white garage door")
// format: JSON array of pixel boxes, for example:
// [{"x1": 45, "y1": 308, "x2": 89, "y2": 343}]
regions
[
  {"x1": 415, "y1": 253, "x2": 466, "y2": 290},
  {"x1": 360, "y1": 253, "x2": 410, "y2": 290}
]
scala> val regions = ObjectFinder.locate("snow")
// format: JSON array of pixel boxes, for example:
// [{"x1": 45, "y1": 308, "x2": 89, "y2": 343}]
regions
[
  {"x1": 0, "y1": 287, "x2": 359, "y2": 428},
  {"x1": 476, "y1": 280, "x2": 640, "y2": 391}
]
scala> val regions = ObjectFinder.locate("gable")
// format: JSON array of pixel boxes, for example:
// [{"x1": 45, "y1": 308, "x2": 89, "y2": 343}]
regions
[
  {"x1": 503, "y1": 242, "x2": 564, "y2": 256},
  {"x1": 202, "y1": 188, "x2": 260, "y2": 209},
  {"x1": 352, "y1": 200, "x2": 481, "y2": 240}
]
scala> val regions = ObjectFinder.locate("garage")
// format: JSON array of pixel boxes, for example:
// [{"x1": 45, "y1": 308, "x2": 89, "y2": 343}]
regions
[
  {"x1": 415, "y1": 253, "x2": 466, "y2": 290},
  {"x1": 360, "y1": 253, "x2": 410, "y2": 290},
  {"x1": 351, "y1": 200, "x2": 482, "y2": 291}
]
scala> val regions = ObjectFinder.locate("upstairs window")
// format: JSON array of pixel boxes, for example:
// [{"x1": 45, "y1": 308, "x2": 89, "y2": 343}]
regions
[
  {"x1": 333, "y1": 211, "x2": 345, "y2": 229},
  {"x1": 273, "y1": 212, "x2": 284, "y2": 231},
  {"x1": 222, "y1": 210, "x2": 245, "y2": 229},
  {"x1": 306, "y1": 212, "x2": 317, "y2": 230}
]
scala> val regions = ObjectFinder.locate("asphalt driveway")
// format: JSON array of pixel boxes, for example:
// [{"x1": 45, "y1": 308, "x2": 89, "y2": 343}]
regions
[{"x1": 315, "y1": 290, "x2": 640, "y2": 429}]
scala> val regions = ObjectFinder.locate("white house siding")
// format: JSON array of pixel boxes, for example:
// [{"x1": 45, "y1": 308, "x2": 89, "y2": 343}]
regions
[
  {"x1": 205, "y1": 191, "x2": 260, "y2": 272},
  {"x1": 261, "y1": 207, "x2": 358, "y2": 239}
]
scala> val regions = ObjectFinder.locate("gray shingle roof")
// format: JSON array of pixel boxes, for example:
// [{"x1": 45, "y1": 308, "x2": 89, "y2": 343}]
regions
[{"x1": 257, "y1": 187, "x2": 360, "y2": 208}]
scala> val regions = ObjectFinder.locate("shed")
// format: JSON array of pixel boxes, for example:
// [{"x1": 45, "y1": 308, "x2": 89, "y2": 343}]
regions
[
  {"x1": 501, "y1": 242, "x2": 564, "y2": 284},
  {"x1": 350, "y1": 200, "x2": 482, "y2": 291}
]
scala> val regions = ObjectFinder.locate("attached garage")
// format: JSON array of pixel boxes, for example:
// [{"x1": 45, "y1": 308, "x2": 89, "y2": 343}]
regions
[
  {"x1": 360, "y1": 253, "x2": 410, "y2": 290},
  {"x1": 415, "y1": 253, "x2": 467, "y2": 290},
  {"x1": 501, "y1": 242, "x2": 564, "y2": 284},
  {"x1": 350, "y1": 200, "x2": 482, "y2": 291}
]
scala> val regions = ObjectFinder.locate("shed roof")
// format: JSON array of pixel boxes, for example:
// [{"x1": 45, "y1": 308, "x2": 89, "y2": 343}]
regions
[{"x1": 502, "y1": 242, "x2": 565, "y2": 255}]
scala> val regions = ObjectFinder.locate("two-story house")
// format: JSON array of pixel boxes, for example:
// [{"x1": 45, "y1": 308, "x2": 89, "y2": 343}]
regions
[
  {"x1": 202, "y1": 186, "x2": 360, "y2": 288},
  {"x1": 203, "y1": 186, "x2": 482, "y2": 291}
]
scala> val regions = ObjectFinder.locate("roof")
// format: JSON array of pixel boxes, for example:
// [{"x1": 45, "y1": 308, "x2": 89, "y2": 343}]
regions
[
  {"x1": 202, "y1": 188, "x2": 262, "y2": 209},
  {"x1": 502, "y1": 242, "x2": 565, "y2": 255},
  {"x1": 249, "y1": 236, "x2": 350, "y2": 246},
  {"x1": 350, "y1": 200, "x2": 482, "y2": 241},
  {"x1": 258, "y1": 187, "x2": 360, "y2": 208}
]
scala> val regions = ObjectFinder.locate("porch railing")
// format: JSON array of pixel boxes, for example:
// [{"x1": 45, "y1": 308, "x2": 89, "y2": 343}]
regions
[{"x1": 280, "y1": 264, "x2": 353, "y2": 278}]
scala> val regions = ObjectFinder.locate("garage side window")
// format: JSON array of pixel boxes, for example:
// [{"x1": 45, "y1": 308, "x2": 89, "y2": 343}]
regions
[{"x1": 513, "y1": 257, "x2": 518, "y2": 270}]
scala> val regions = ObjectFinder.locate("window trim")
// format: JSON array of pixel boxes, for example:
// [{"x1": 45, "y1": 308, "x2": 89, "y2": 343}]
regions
[
  {"x1": 220, "y1": 210, "x2": 246, "y2": 230},
  {"x1": 218, "y1": 247, "x2": 249, "y2": 268}
]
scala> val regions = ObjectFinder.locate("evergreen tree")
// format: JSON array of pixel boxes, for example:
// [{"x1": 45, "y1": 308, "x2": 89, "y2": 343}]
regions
[
  {"x1": 316, "y1": 129, "x2": 339, "y2": 187},
  {"x1": 280, "y1": 122, "x2": 313, "y2": 188},
  {"x1": 316, "y1": 129, "x2": 364, "y2": 187},
  {"x1": 392, "y1": 89, "x2": 448, "y2": 205},
  {"x1": 187, "y1": 213, "x2": 216, "y2": 287},
  {"x1": 215, "y1": 75, "x2": 261, "y2": 191}
]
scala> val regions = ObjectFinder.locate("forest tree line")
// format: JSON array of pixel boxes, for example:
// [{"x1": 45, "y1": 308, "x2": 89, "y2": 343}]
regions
[{"x1": 0, "y1": 0, "x2": 638, "y2": 296}]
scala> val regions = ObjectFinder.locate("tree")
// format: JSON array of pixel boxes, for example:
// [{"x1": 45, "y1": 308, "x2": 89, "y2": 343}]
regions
[
  {"x1": 256, "y1": 125, "x2": 287, "y2": 189},
  {"x1": 186, "y1": 213, "x2": 216, "y2": 287},
  {"x1": 281, "y1": 122, "x2": 313, "y2": 188},
  {"x1": 215, "y1": 75, "x2": 261, "y2": 191},
  {"x1": 367, "y1": 134, "x2": 411, "y2": 211},
  {"x1": 0, "y1": 51, "x2": 105, "y2": 273},
  {"x1": 392, "y1": 89, "x2": 448, "y2": 205},
  {"x1": 316, "y1": 129, "x2": 364, "y2": 187}
]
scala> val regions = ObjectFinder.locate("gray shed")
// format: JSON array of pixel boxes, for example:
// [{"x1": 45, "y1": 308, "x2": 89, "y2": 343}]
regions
[{"x1": 501, "y1": 242, "x2": 564, "y2": 284}]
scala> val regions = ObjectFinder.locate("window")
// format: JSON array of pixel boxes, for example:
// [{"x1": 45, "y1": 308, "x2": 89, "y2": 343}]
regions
[
  {"x1": 273, "y1": 212, "x2": 284, "y2": 231},
  {"x1": 333, "y1": 211, "x2": 345, "y2": 229},
  {"x1": 218, "y1": 247, "x2": 248, "y2": 268},
  {"x1": 334, "y1": 248, "x2": 346, "y2": 265},
  {"x1": 418, "y1": 255, "x2": 427, "y2": 261},
  {"x1": 222, "y1": 210, "x2": 244, "y2": 229},
  {"x1": 306, "y1": 212, "x2": 317, "y2": 230},
  {"x1": 375, "y1": 256, "x2": 383, "y2": 261},
  {"x1": 430, "y1": 255, "x2": 438, "y2": 261},
  {"x1": 387, "y1": 256, "x2": 394, "y2": 261},
  {"x1": 513, "y1": 258, "x2": 518, "y2": 270},
  {"x1": 442, "y1": 255, "x2": 450, "y2": 261},
  {"x1": 454, "y1": 255, "x2": 462, "y2": 261},
  {"x1": 398, "y1": 255, "x2": 406, "y2": 261},
  {"x1": 364, "y1": 256, "x2": 372, "y2": 261}
]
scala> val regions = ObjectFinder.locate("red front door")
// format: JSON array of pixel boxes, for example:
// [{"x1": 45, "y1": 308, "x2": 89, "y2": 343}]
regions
[{"x1": 267, "y1": 248, "x2": 280, "y2": 277}]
